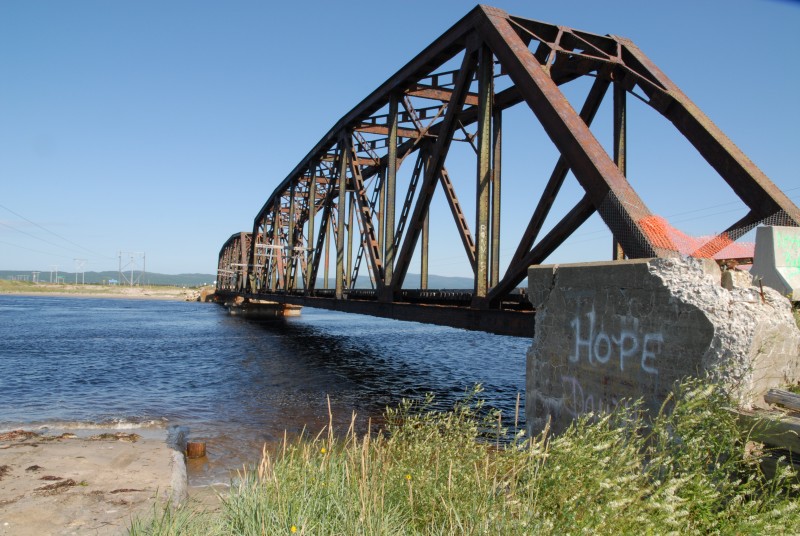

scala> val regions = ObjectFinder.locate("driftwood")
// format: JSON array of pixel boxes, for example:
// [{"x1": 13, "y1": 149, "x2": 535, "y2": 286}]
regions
[
  {"x1": 764, "y1": 388, "x2": 800, "y2": 413},
  {"x1": 735, "y1": 410, "x2": 800, "y2": 452},
  {"x1": 729, "y1": 389, "x2": 800, "y2": 478}
]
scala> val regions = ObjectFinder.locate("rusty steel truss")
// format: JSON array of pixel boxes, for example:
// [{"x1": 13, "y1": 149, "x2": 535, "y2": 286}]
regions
[{"x1": 216, "y1": 5, "x2": 799, "y2": 337}]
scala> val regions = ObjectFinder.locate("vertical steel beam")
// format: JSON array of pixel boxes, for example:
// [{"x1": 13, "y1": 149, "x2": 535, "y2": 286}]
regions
[
  {"x1": 324, "y1": 221, "x2": 330, "y2": 290},
  {"x1": 612, "y1": 81, "x2": 626, "y2": 261},
  {"x1": 287, "y1": 181, "x2": 297, "y2": 288},
  {"x1": 271, "y1": 203, "x2": 280, "y2": 290},
  {"x1": 384, "y1": 95, "x2": 399, "y2": 290},
  {"x1": 613, "y1": 82, "x2": 627, "y2": 179},
  {"x1": 474, "y1": 44, "x2": 493, "y2": 301},
  {"x1": 247, "y1": 224, "x2": 258, "y2": 293},
  {"x1": 252, "y1": 228, "x2": 262, "y2": 291},
  {"x1": 378, "y1": 168, "x2": 386, "y2": 269},
  {"x1": 335, "y1": 145, "x2": 347, "y2": 299},
  {"x1": 421, "y1": 212, "x2": 429, "y2": 289},
  {"x1": 305, "y1": 164, "x2": 317, "y2": 291},
  {"x1": 240, "y1": 232, "x2": 250, "y2": 293},
  {"x1": 347, "y1": 193, "x2": 354, "y2": 288},
  {"x1": 490, "y1": 107, "x2": 502, "y2": 287}
]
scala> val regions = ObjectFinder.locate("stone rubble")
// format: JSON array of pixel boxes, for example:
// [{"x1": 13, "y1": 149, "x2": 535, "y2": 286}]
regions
[{"x1": 649, "y1": 257, "x2": 800, "y2": 408}]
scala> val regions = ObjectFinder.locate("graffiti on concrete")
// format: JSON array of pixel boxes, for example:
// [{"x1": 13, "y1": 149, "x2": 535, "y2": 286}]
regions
[
  {"x1": 568, "y1": 309, "x2": 662, "y2": 375},
  {"x1": 559, "y1": 308, "x2": 664, "y2": 418},
  {"x1": 775, "y1": 230, "x2": 800, "y2": 278},
  {"x1": 560, "y1": 375, "x2": 634, "y2": 418}
]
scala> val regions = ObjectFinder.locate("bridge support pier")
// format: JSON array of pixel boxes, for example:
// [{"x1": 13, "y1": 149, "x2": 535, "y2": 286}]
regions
[
  {"x1": 525, "y1": 256, "x2": 800, "y2": 436},
  {"x1": 225, "y1": 298, "x2": 302, "y2": 320}
]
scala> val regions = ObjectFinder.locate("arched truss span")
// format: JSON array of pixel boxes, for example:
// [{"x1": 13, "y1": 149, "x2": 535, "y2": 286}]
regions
[{"x1": 216, "y1": 5, "x2": 798, "y2": 336}]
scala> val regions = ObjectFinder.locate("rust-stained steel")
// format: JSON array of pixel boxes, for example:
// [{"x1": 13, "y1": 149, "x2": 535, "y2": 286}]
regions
[
  {"x1": 216, "y1": 232, "x2": 251, "y2": 293},
  {"x1": 218, "y1": 5, "x2": 799, "y2": 337}
]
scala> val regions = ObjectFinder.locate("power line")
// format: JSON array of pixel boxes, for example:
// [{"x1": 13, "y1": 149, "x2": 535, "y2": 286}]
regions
[
  {"x1": 0, "y1": 221, "x2": 77, "y2": 251},
  {"x1": 0, "y1": 203, "x2": 115, "y2": 260},
  {"x1": 0, "y1": 220, "x2": 114, "y2": 264},
  {"x1": 0, "y1": 221, "x2": 89, "y2": 256},
  {"x1": 0, "y1": 239, "x2": 78, "y2": 260}
]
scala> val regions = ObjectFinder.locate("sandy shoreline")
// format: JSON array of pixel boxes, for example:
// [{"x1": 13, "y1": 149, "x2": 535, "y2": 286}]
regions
[
  {"x1": 1, "y1": 286, "x2": 223, "y2": 533},
  {"x1": 0, "y1": 429, "x2": 186, "y2": 536},
  {"x1": 0, "y1": 284, "x2": 209, "y2": 302}
]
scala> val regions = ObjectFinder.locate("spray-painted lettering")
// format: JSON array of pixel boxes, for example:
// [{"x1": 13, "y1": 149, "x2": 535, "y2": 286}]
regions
[
  {"x1": 560, "y1": 375, "x2": 632, "y2": 418},
  {"x1": 775, "y1": 230, "x2": 800, "y2": 280},
  {"x1": 569, "y1": 310, "x2": 661, "y2": 375}
]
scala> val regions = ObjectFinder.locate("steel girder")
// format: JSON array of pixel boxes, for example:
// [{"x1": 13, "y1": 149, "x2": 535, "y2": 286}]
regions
[
  {"x1": 221, "y1": 5, "x2": 799, "y2": 334},
  {"x1": 216, "y1": 232, "x2": 252, "y2": 293}
]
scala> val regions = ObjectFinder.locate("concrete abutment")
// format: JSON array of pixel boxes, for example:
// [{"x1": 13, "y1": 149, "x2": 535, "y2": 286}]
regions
[{"x1": 526, "y1": 257, "x2": 800, "y2": 436}]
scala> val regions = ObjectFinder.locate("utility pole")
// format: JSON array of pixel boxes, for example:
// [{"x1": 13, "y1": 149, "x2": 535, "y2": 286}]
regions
[
  {"x1": 50, "y1": 265, "x2": 59, "y2": 284},
  {"x1": 119, "y1": 251, "x2": 145, "y2": 286},
  {"x1": 32, "y1": 271, "x2": 40, "y2": 283},
  {"x1": 73, "y1": 259, "x2": 87, "y2": 284}
]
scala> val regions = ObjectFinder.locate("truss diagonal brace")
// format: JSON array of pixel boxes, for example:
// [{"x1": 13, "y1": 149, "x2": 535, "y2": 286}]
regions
[
  {"x1": 347, "y1": 137, "x2": 386, "y2": 289},
  {"x1": 439, "y1": 167, "x2": 477, "y2": 272},
  {"x1": 477, "y1": 6, "x2": 674, "y2": 259},
  {"x1": 508, "y1": 76, "x2": 610, "y2": 271},
  {"x1": 309, "y1": 164, "x2": 338, "y2": 289},
  {"x1": 619, "y1": 39, "x2": 800, "y2": 228},
  {"x1": 391, "y1": 47, "x2": 479, "y2": 292},
  {"x1": 487, "y1": 195, "x2": 596, "y2": 303}
]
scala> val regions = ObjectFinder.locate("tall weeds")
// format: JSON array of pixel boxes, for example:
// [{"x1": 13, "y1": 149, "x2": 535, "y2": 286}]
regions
[{"x1": 131, "y1": 380, "x2": 800, "y2": 535}]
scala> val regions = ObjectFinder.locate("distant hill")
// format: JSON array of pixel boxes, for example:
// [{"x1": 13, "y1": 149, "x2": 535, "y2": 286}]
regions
[{"x1": 0, "y1": 270, "x2": 216, "y2": 287}]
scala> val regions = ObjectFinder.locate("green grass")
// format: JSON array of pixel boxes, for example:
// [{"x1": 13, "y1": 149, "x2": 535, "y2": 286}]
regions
[
  {"x1": 0, "y1": 279, "x2": 106, "y2": 293},
  {"x1": 0, "y1": 280, "x2": 55, "y2": 293},
  {"x1": 130, "y1": 381, "x2": 800, "y2": 535},
  {"x1": 0, "y1": 279, "x2": 118, "y2": 294}
]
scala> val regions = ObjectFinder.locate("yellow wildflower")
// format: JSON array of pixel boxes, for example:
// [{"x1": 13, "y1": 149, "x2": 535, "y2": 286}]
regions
[{"x1": 291, "y1": 525, "x2": 297, "y2": 533}]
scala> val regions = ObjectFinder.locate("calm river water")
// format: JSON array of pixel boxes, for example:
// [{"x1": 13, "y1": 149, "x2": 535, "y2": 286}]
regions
[{"x1": 0, "y1": 295, "x2": 528, "y2": 485}]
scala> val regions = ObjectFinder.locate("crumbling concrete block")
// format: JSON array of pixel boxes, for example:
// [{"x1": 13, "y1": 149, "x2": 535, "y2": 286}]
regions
[
  {"x1": 722, "y1": 270, "x2": 753, "y2": 290},
  {"x1": 526, "y1": 257, "x2": 800, "y2": 435}
]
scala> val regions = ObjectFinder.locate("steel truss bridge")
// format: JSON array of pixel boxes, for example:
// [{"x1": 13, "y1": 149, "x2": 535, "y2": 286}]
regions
[{"x1": 217, "y1": 5, "x2": 799, "y2": 337}]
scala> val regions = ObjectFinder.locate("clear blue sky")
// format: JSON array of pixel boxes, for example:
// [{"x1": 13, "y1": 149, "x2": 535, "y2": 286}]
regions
[{"x1": 1, "y1": 0, "x2": 798, "y2": 277}]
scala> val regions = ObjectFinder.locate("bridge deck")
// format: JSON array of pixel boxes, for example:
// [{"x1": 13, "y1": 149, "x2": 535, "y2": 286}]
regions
[{"x1": 217, "y1": 289, "x2": 535, "y2": 338}]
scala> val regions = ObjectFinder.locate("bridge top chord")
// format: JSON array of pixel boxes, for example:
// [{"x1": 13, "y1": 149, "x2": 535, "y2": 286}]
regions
[{"x1": 216, "y1": 5, "x2": 799, "y2": 336}]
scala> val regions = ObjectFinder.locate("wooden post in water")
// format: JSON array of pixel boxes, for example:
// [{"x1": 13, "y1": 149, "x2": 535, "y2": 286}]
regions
[{"x1": 186, "y1": 441, "x2": 206, "y2": 459}]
